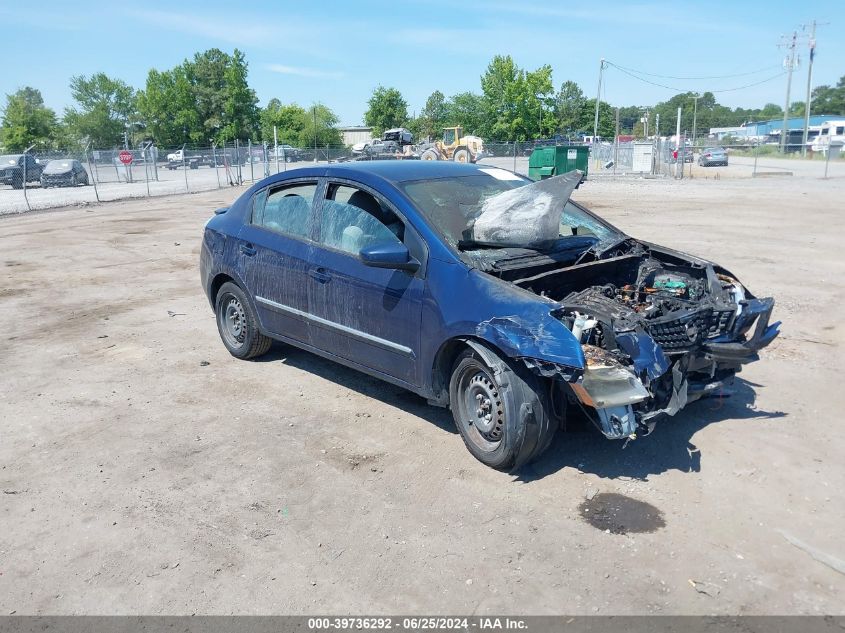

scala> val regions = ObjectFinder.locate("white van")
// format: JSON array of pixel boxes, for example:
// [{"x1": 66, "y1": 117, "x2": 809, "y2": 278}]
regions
[{"x1": 811, "y1": 120, "x2": 845, "y2": 154}]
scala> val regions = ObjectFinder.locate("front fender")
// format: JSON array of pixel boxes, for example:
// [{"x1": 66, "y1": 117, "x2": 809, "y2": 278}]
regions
[{"x1": 475, "y1": 313, "x2": 585, "y2": 378}]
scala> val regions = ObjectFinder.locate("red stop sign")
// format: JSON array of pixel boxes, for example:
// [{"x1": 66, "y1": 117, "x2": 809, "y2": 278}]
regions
[{"x1": 118, "y1": 150, "x2": 133, "y2": 165}]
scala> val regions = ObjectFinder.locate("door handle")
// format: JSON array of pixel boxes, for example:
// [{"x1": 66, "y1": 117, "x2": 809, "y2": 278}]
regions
[
  {"x1": 309, "y1": 267, "x2": 331, "y2": 284},
  {"x1": 239, "y1": 243, "x2": 256, "y2": 256}
]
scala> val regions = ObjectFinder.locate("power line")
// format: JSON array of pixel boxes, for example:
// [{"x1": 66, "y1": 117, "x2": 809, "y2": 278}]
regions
[
  {"x1": 608, "y1": 62, "x2": 781, "y2": 81},
  {"x1": 605, "y1": 61, "x2": 786, "y2": 94}
]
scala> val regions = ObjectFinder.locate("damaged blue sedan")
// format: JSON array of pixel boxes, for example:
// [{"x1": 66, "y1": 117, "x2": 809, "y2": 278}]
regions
[{"x1": 200, "y1": 161, "x2": 779, "y2": 471}]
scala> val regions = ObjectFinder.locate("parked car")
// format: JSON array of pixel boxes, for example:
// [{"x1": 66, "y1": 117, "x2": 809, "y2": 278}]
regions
[
  {"x1": 40, "y1": 159, "x2": 90, "y2": 187},
  {"x1": 351, "y1": 141, "x2": 370, "y2": 155},
  {"x1": 364, "y1": 139, "x2": 399, "y2": 156},
  {"x1": 200, "y1": 162, "x2": 779, "y2": 471},
  {"x1": 0, "y1": 154, "x2": 44, "y2": 189},
  {"x1": 271, "y1": 145, "x2": 301, "y2": 162},
  {"x1": 699, "y1": 147, "x2": 728, "y2": 167},
  {"x1": 382, "y1": 128, "x2": 413, "y2": 145}
]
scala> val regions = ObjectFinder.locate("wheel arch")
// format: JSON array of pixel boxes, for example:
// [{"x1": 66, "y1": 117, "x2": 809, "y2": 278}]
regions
[{"x1": 429, "y1": 335, "x2": 516, "y2": 407}]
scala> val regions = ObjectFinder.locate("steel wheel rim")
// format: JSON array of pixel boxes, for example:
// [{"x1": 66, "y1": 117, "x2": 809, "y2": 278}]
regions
[
  {"x1": 219, "y1": 294, "x2": 247, "y2": 349},
  {"x1": 457, "y1": 365, "x2": 504, "y2": 452}
]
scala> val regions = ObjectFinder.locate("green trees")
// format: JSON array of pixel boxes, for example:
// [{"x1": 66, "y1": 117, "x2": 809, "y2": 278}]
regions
[
  {"x1": 297, "y1": 104, "x2": 343, "y2": 148},
  {"x1": 479, "y1": 55, "x2": 554, "y2": 140},
  {"x1": 446, "y1": 92, "x2": 485, "y2": 136},
  {"x1": 136, "y1": 67, "x2": 198, "y2": 147},
  {"x1": 63, "y1": 73, "x2": 136, "y2": 147},
  {"x1": 555, "y1": 81, "x2": 586, "y2": 136},
  {"x1": 137, "y1": 48, "x2": 259, "y2": 146},
  {"x1": 417, "y1": 90, "x2": 449, "y2": 141},
  {"x1": 0, "y1": 88, "x2": 57, "y2": 151},
  {"x1": 811, "y1": 76, "x2": 845, "y2": 115},
  {"x1": 364, "y1": 86, "x2": 408, "y2": 136}
]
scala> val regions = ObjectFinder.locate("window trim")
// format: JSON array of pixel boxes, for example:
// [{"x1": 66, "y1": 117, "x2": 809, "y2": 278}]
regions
[
  {"x1": 314, "y1": 178, "x2": 429, "y2": 277},
  {"x1": 248, "y1": 177, "x2": 322, "y2": 243}
]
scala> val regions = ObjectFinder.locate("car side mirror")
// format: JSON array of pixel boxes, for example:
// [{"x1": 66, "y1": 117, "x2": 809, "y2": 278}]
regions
[{"x1": 359, "y1": 242, "x2": 419, "y2": 272}]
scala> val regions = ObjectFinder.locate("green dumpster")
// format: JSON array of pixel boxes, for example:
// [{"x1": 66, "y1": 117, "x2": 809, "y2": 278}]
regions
[{"x1": 528, "y1": 145, "x2": 589, "y2": 181}]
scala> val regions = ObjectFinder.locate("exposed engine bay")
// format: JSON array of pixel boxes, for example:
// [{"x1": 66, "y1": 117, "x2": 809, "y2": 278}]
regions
[{"x1": 496, "y1": 242, "x2": 780, "y2": 440}]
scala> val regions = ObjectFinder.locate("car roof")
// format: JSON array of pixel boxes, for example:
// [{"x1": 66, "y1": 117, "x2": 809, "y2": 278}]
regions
[{"x1": 322, "y1": 160, "x2": 497, "y2": 183}]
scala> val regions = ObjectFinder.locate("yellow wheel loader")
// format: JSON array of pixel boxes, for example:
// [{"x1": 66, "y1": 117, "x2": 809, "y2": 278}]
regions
[{"x1": 420, "y1": 127, "x2": 487, "y2": 163}]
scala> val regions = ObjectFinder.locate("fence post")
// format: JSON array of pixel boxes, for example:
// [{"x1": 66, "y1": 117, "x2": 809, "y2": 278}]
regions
[
  {"x1": 143, "y1": 142, "x2": 151, "y2": 197},
  {"x1": 235, "y1": 139, "x2": 242, "y2": 185},
  {"x1": 512, "y1": 141, "x2": 517, "y2": 172},
  {"x1": 273, "y1": 126, "x2": 280, "y2": 174},
  {"x1": 86, "y1": 142, "x2": 100, "y2": 202},
  {"x1": 824, "y1": 144, "x2": 832, "y2": 179},
  {"x1": 753, "y1": 141, "x2": 759, "y2": 177},
  {"x1": 248, "y1": 139, "x2": 254, "y2": 182},
  {"x1": 182, "y1": 143, "x2": 188, "y2": 192},
  {"x1": 22, "y1": 147, "x2": 32, "y2": 212},
  {"x1": 212, "y1": 144, "x2": 221, "y2": 188}
]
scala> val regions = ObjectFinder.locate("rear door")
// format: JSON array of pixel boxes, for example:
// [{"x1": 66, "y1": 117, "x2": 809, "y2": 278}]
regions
[
  {"x1": 308, "y1": 181, "x2": 426, "y2": 386},
  {"x1": 237, "y1": 179, "x2": 321, "y2": 345}
]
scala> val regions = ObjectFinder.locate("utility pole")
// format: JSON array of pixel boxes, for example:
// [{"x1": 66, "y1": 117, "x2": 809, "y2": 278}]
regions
[
  {"x1": 800, "y1": 21, "x2": 828, "y2": 156},
  {"x1": 780, "y1": 31, "x2": 798, "y2": 153},
  {"x1": 691, "y1": 94, "x2": 701, "y2": 147},
  {"x1": 675, "y1": 107, "x2": 682, "y2": 178},
  {"x1": 592, "y1": 58, "x2": 605, "y2": 167}
]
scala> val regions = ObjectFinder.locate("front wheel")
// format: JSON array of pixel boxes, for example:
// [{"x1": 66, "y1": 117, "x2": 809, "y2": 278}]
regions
[
  {"x1": 421, "y1": 149, "x2": 438, "y2": 161},
  {"x1": 449, "y1": 346, "x2": 556, "y2": 471},
  {"x1": 215, "y1": 282, "x2": 272, "y2": 359},
  {"x1": 453, "y1": 148, "x2": 470, "y2": 163}
]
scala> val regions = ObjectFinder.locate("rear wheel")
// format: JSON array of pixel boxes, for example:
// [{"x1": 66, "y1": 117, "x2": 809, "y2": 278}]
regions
[
  {"x1": 449, "y1": 345, "x2": 555, "y2": 471},
  {"x1": 453, "y1": 148, "x2": 470, "y2": 163},
  {"x1": 215, "y1": 282, "x2": 272, "y2": 360}
]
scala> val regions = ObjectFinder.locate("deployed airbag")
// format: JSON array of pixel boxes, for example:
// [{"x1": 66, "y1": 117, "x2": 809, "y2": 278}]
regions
[{"x1": 469, "y1": 170, "x2": 582, "y2": 248}]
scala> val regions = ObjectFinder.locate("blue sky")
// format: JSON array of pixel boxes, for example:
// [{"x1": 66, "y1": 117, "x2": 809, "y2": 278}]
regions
[{"x1": 2, "y1": 0, "x2": 842, "y2": 125}]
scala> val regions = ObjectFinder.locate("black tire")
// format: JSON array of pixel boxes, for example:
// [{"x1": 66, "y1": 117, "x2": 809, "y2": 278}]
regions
[
  {"x1": 449, "y1": 345, "x2": 555, "y2": 471},
  {"x1": 214, "y1": 281, "x2": 272, "y2": 360},
  {"x1": 11, "y1": 176, "x2": 22, "y2": 190},
  {"x1": 453, "y1": 148, "x2": 470, "y2": 163}
]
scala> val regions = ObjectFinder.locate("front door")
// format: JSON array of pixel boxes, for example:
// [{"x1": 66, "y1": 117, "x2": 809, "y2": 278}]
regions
[{"x1": 308, "y1": 182, "x2": 425, "y2": 386}]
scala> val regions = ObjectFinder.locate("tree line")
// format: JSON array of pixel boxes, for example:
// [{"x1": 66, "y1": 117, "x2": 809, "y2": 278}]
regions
[{"x1": 2, "y1": 49, "x2": 844, "y2": 152}]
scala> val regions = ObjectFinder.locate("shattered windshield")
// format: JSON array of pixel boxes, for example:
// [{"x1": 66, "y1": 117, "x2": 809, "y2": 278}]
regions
[{"x1": 399, "y1": 169, "x2": 619, "y2": 251}]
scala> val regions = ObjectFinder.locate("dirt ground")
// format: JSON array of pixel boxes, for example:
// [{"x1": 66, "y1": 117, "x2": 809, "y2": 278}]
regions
[{"x1": 1, "y1": 172, "x2": 843, "y2": 615}]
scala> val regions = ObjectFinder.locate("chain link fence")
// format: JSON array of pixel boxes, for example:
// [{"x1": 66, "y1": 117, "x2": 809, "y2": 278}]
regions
[
  {"x1": 0, "y1": 140, "x2": 355, "y2": 215},
  {"x1": 2, "y1": 136, "x2": 842, "y2": 214}
]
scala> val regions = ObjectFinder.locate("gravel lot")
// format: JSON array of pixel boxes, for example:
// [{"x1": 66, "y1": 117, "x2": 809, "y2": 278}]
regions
[{"x1": 0, "y1": 172, "x2": 843, "y2": 615}]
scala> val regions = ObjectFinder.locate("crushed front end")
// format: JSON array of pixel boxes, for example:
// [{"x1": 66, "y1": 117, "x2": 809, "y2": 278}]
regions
[{"x1": 510, "y1": 245, "x2": 780, "y2": 439}]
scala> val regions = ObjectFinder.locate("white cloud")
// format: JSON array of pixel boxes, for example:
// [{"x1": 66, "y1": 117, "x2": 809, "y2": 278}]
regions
[{"x1": 266, "y1": 64, "x2": 345, "y2": 79}]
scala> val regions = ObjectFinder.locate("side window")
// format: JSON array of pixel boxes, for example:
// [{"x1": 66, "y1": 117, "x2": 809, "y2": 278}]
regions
[
  {"x1": 252, "y1": 182, "x2": 316, "y2": 239},
  {"x1": 319, "y1": 184, "x2": 404, "y2": 256}
]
